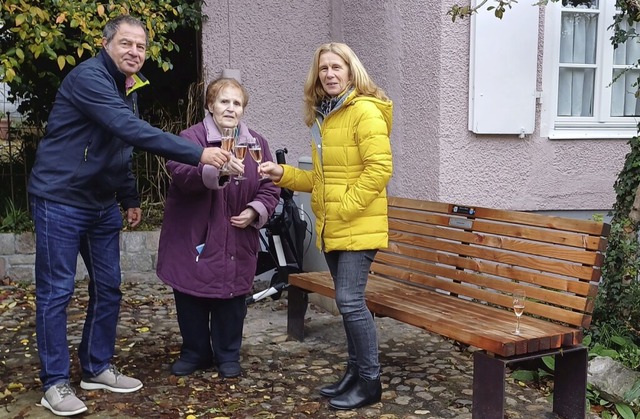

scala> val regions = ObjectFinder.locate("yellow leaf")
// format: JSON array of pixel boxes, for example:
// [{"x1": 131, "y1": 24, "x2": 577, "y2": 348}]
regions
[
  {"x1": 20, "y1": 338, "x2": 28, "y2": 345},
  {"x1": 15, "y1": 14, "x2": 26, "y2": 26},
  {"x1": 136, "y1": 326, "x2": 150, "y2": 333},
  {"x1": 56, "y1": 13, "x2": 67, "y2": 24},
  {"x1": 35, "y1": 8, "x2": 46, "y2": 20},
  {"x1": 7, "y1": 382, "x2": 23, "y2": 391},
  {"x1": 97, "y1": 4, "x2": 105, "y2": 16},
  {"x1": 66, "y1": 55, "x2": 76, "y2": 66},
  {"x1": 4, "y1": 68, "x2": 16, "y2": 81},
  {"x1": 186, "y1": 416, "x2": 196, "y2": 419},
  {"x1": 57, "y1": 55, "x2": 65, "y2": 70}
]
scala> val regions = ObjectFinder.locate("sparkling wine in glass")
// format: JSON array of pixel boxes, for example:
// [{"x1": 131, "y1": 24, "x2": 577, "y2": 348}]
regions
[
  {"x1": 221, "y1": 127, "x2": 235, "y2": 153},
  {"x1": 233, "y1": 139, "x2": 248, "y2": 180},
  {"x1": 248, "y1": 138, "x2": 268, "y2": 179},
  {"x1": 512, "y1": 289, "x2": 526, "y2": 335},
  {"x1": 219, "y1": 127, "x2": 235, "y2": 172}
]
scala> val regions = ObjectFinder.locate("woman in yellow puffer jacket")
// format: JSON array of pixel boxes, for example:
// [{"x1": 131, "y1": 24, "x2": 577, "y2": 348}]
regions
[{"x1": 259, "y1": 42, "x2": 393, "y2": 410}]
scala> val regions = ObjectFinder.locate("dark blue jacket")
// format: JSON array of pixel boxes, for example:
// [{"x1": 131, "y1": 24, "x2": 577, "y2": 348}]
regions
[{"x1": 28, "y1": 49, "x2": 203, "y2": 210}]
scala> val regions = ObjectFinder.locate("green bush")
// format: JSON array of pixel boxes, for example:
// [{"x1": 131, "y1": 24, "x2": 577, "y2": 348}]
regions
[{"x1": 0, "y1": 198, "x2": 33, "y2": 233}]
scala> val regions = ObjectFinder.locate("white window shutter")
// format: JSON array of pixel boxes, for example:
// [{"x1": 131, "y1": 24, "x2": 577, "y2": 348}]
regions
[{"x1": 469, "y1": 2, "x2": 540, "y2": 135}]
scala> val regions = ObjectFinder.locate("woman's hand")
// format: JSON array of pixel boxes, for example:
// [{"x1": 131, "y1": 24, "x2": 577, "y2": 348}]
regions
[
  {"x1": 258, "y1": 161, "x2": 284, "y2": 182},
  {"x1": 230, "y1": 207, "x2": 257, "y2": 229},
  {"x1": 224, "y1": 156, "x2": 245, "y2": 176}
]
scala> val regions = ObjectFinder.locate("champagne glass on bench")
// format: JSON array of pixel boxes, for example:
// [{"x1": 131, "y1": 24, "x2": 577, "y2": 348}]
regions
[{"x1": 512, "y1": 289, "x2": 526, "y2": 335}]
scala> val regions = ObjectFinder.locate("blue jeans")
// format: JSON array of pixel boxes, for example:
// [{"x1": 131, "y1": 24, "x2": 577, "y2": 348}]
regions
[
  {"x1": 30, "y1": 196, "x2": 123, "y2": 390},
  {"x1": 324, "y1": 249, "x2": 380, "y2": 379}
]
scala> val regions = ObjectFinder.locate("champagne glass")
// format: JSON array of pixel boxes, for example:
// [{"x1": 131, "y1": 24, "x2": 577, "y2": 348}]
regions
[
  {"x1": 233, "y1": 138, "x2": 248, "y2": 180},
  {"x1": 220, "y1": 127, "x2": 235, "y2": 172},
  {"x1": 248, "y1": 137, "x2": 269, "y2": 179},
  {"x1": 512, "y1": 289, "x2": 526, "y2": 335},
  {"x1": 221, "y1": 127, "x2": 235, "y2": 152}
]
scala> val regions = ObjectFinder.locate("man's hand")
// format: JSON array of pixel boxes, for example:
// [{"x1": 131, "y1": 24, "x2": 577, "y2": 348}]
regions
[
  {"x1": 127, "y1": 207, "x2": 142, "y2": 228},
  {"x1": 201, "y1": 147, "x2": 231, "y2": 169}
]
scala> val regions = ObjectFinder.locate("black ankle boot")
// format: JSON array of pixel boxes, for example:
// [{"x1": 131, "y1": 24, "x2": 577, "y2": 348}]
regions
[
  {"x1": 329, "y1": 375, "x2": 382, "y2": 410},
  {"x1": 320, "y1": 364, "x2": 359, "y2": 397}
]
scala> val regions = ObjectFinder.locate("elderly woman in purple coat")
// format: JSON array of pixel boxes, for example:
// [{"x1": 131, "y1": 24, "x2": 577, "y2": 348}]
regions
[{"x1": 156, "y1": 77, "x2": 280, "y2": 378}]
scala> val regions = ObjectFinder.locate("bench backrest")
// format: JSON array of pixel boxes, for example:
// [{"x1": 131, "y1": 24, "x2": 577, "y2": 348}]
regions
[{"x1": 371, "y1": 197, "x2": 610, "y2": 330}]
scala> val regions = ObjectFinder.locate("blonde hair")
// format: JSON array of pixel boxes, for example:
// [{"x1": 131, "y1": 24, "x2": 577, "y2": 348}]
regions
[
  {"x1": 303, "y1": 42, "x2": 389, "y2": 127},
  {"x1": 205, "y1": 77, "x2": 249, "y2": 108}
]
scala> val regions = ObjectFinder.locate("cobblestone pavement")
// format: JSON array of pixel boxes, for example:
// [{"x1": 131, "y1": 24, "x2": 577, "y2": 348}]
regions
[{"x1": 1, "y1": 279, "x2": 595, "y2": 418}]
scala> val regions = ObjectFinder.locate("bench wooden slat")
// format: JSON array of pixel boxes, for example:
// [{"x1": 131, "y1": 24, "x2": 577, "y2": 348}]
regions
[
  {"x1": 369, "y1": 260, "x2": 592, "y2": 326},
  {"x1": 374, "y1": 251, "x2": 593, "y2": 308},
  {"x1": 389, "y1": 206, "x2": 606, "y2": 251},
  {"x1": 288, "y1": 271, "x2": 582, "y2": 357},
  {"x1": 391, "y1": 220, "x2": 604, "y2": 267},
  {"x1": 375, "y1": 242, "x2": 597, "y2": 296},
  {"x1": 388, "y1": 230, "x2": 599, "y2": 280},
  {"x1": 370, "y1": 269, "x2": 589, "y2": 328},
  {"x1": 388, "y1": 196, "x2": 610, "y2": 237}
]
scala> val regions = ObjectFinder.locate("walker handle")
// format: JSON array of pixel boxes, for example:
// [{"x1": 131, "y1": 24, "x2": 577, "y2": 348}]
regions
[{"x1": 275, "y1": 148, "x2": 288, "y2": 164}]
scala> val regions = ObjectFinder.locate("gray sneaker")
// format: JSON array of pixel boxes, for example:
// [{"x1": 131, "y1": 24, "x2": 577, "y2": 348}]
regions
[
  {"x1": 80, "y1": 365, "x2": 143, "y2": 393},
  {"x1": 41, "y1": 382, "x2": 88, "y2": 416}
]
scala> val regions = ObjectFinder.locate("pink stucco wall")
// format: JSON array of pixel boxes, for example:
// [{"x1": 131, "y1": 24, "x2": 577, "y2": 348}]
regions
[{"x1": 202, "y1": 0, "x2": 628, "y2": 212}]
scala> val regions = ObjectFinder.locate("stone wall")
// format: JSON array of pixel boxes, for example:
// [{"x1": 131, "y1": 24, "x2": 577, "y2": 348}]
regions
[{"x1": 0, "y1": 231, "x2": 161, "y2": 283}]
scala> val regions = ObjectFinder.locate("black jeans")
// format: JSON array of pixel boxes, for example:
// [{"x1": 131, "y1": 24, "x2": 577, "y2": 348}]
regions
[{"x1": 173, "y1": 290, "x2": 247, "y2": 365}]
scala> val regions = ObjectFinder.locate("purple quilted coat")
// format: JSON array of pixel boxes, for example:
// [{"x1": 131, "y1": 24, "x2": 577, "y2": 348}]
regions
[{"x1": 156, "y1": 118, "x2": 280, "y2": 298}]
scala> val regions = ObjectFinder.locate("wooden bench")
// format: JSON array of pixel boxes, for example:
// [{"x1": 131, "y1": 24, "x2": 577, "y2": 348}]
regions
[{"x1": 286, "y1": 196, "x2": 610, "y2": 419}]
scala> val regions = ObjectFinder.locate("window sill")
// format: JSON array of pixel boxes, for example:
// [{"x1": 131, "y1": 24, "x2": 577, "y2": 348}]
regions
[{"x1": 545, "y1": 124, "x2": 639, "y2": 140}]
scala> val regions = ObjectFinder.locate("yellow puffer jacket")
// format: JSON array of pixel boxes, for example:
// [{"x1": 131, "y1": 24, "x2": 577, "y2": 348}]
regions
[{"x1": 277, "y1": 91, "x2": 393, "y2": 252}]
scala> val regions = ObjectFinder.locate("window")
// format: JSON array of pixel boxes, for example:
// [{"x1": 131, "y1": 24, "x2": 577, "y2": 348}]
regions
[{"x1": 541, "y1": 0, "x2": 640, "y2": 138}]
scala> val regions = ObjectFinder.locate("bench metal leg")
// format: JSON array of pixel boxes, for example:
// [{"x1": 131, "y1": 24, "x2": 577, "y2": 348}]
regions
[
  {"x1": 473, "y1": 351, "x2": 506, "y2": 419},
  {"x1": 473, "y1": 346, "x2": 587, "y2": 419},
  {"x1": 287, "y1": 285, "x2": 308, "y2": 341},
  {"x1": 553, "y1": 346, "x2": 587, "y2": 419}
]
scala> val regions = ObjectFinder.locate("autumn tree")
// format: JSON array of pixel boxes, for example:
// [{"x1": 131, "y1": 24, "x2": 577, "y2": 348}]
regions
[{"x1": 0, "y1": 0, "x2": 205, "y2": 125}]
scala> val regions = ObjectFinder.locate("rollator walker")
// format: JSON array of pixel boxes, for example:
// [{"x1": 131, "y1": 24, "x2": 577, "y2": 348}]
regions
[{"x1": 247, "y1": 148, "x2": 308, "y2": 305}]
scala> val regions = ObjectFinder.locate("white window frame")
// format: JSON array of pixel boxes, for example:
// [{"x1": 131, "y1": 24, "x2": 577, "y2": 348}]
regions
[{"x1": 541, "y1": 0, "x2": 640, "y2": 139}]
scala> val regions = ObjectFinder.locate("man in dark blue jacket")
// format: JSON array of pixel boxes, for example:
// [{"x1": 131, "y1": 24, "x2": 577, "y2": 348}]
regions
[{"x1": 27, "y1": 14, "x2": 230, "y2": 417}]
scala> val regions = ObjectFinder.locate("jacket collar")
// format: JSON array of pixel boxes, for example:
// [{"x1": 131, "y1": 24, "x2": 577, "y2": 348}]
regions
[
  {"x1": 203, "y1": 113, "x2": 251, "y2": 144},
  {"x1": 97, "y1": 49, "x2": 148, "y2": 95}
]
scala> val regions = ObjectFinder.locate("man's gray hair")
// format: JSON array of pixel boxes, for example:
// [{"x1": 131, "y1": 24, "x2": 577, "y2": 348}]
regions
[{"x1": 103, "y1": 15, "x2": 148, "y2": 46}]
